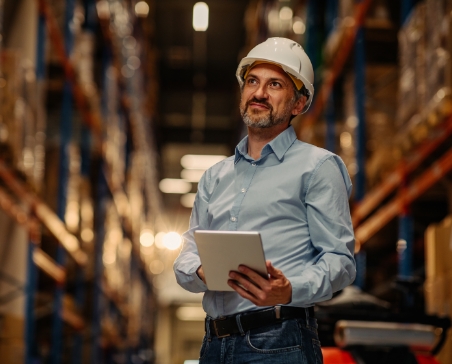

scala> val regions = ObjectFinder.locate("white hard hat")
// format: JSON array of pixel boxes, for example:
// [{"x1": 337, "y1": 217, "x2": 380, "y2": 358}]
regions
[{"x1": 236, "y1": 37, "x2": 314, "y2": 114}]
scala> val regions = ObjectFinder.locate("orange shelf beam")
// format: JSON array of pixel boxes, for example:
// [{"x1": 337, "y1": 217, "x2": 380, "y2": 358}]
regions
[
  {"x1": 352, "y1": 114, "x2": 452, "y2": 227},
  {"x1": 296, "y1": 0, "x2": 373, "y2": 140},
  {"x1": 36, "y1": 0, "x2": 103, "y2": 140},
  {"x1": 0, "y1": 186, "x2": 66, "y2": 283},
  {"x1": 0, "y1": 160, "x2": 87, "y2": 266},
  {"x1": 355, "y1": 146, "x2": 452, "y2": 247}
]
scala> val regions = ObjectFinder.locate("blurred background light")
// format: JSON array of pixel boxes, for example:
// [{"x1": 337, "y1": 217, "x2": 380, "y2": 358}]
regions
[
  {"x1": 193, "y1": 2, "x2": 209, "y2": 31},
  {"x1": 159, "y1": 178, "x2": 192, "y2": 194},
  {"x1": 149, "y1": 260, "x2": 165, "y2": 275},
  {"x1": 135, "y1": 1, "x2": 150, "y2": 17},
  {"x1": 180, "y1": 154, "x2": 226, "y2": 170},
  {"x1": 163, "y1": 232, "x2": 182, "y2": 250},
  {"x1": 292, "y1": 17, "x2": 306, "y2": 34},
  {"x1": 180, "y1": 169, "x2": 205, "y2": 182},
  {"x1": 177, "y1": 306, "x2": 205, "y2": 321},
  {"x1": 140, "y1": 229, "x2": 155, "y2": 247},
  {"x1": 155, "y1": 232, "x2": 166, "y2": 249},
  {"x1": 279, "y1": 6, "x2": 293, "y2": 20},
  {"x1": 180, "y1": 193, "x2": 196, "y2": 208}
]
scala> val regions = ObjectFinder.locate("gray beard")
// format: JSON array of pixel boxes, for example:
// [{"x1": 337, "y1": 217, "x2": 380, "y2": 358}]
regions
[{"x1": 240, "y1": 97, "x2": 295, "y2": 129}]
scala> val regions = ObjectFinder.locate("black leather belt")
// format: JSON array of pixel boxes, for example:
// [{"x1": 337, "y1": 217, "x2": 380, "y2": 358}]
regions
[{"x1": 207, "y1": 306, "x2": 314, "y2": 338}]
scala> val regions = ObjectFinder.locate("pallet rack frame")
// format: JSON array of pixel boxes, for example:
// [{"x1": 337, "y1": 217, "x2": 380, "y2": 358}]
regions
[{"x1": 0, "y1": 0, "x2": 159, "y2": 362}]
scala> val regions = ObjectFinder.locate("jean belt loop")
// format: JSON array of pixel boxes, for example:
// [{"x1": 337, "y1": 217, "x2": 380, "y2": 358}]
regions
[
  {"x1": 305, "y1": 307, "x2": 310, "y2": 326},
  {"x1": 235, "y1": 313, "x2": 245, "y2": 336},
  {"x1": 206, "y1": 316, "x2": 212, "y2": 341}
]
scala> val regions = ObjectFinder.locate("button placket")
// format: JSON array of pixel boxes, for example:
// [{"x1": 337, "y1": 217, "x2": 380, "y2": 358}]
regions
[{"x1": 228, "y1": 161, "x2": 258, "y2": 230}]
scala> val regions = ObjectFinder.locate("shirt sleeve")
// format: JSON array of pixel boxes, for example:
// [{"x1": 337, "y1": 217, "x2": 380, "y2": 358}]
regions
[
  {"x1": 289, "y1": 155, "x2": 356, "y2": 306},
  {"x1": 173, "y1": 171, "x2": 210, "y2": 293}
]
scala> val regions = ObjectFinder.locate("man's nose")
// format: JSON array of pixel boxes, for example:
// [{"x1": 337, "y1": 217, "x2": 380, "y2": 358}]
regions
[{"x1": 253, "y1": 84, "x2": 268, "y2": 99}]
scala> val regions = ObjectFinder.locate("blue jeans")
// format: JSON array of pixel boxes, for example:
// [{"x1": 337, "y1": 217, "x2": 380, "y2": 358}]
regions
[{"x1": 199, "y1": 313, "x2": 323, "y2": 364}]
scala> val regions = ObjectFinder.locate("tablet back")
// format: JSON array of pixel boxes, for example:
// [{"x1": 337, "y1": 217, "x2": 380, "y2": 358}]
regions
[{"x1": 194, "y1": 230, "x2": 267, "y2": 291}]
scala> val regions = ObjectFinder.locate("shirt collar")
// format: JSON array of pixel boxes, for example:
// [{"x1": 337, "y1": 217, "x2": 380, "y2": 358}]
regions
[{"x1": 234, "y1": 125, "x2": 298, "y2": 164}]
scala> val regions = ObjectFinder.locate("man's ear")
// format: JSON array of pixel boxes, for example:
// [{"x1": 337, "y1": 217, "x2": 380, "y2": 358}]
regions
[{"x1": 291, "y1": 96, "x2": 307, "y2": 116}]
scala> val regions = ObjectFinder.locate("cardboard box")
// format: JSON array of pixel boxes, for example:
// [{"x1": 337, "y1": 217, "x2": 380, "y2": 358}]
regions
[
  {"x1": 0, "y1": 314, "x2": 24, "y2": 340},
  {"x1": 424, "y1": 274, "x2": 452, "y2": 316},
  {"x1": 424, "y1": 277, "x2": 436, "y2": 315},
  {"x1": 441, "y1": 217, "x2": 452, "y2": 273},
  {"x1": 0, "y1": 338, "x2": 25, "y2": 364},
  {"x1": 397, "y1": 4, "x2": 430, "y2": 128},
  {"x1": 425, "y1": 220, "x2": 452, "y2": 279},
  {"x1": 425, "y1": 0, "x2": 452, "y2": 103}
]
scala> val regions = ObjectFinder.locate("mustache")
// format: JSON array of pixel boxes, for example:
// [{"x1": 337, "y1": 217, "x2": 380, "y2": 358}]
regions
[{"x1": 245, "y1": 98, "x2": 273, "y2": 111}]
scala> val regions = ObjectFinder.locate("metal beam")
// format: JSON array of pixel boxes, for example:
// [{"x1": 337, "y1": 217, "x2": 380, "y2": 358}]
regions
[{"x1": 355, "y1": 147, "x2": 452, "y2": 246}]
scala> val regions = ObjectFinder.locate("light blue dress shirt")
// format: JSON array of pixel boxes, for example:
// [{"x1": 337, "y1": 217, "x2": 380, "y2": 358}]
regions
[{"x1": 174, "y1": 125, "x2": 356, "y2": 318}]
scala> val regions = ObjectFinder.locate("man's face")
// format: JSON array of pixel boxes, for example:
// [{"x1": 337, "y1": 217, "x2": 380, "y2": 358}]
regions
[{"x1": 239, "y1": 63, "x2": 303, "y2": 129}]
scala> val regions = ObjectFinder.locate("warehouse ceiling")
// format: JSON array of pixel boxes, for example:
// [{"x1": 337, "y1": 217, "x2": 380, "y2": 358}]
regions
[
  {"x1": 152, "y1": 0, "x2": 403, "y2": 218},
  {"x1": 153, "y1": 0, "x2": 250, "y2": 222}
]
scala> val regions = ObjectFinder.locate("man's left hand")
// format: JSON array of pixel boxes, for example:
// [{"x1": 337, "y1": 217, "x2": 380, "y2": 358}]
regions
[{"x1": 228, "y1": 261, "x2": 292, "y2": 306}]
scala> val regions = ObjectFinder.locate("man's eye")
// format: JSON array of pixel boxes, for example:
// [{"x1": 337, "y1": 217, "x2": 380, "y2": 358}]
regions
[
  {"x1": 270, "y1": 82, "x2": 281, "y2": 87},
  {"x1": 247, "y1": 78, "x2": 257, "y2": 84}
]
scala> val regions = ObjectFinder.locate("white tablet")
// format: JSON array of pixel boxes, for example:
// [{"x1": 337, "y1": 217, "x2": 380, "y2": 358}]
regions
[{"x1": 194, "y1": 230, "x2": 268, "y2": 291}]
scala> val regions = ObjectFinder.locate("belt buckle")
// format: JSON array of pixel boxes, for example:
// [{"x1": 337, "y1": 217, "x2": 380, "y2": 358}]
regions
[{"x1": 213, "y1": 317, "x2": 230, "y2": 338}]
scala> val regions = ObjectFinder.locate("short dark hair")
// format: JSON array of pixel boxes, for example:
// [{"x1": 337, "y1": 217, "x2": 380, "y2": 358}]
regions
[{"x1": 289, "y1": 85, "x2": 309, "y2": 121}]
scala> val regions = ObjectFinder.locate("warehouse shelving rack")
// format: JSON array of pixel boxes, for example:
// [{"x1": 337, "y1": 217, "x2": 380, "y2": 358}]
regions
[
  {"x1": 289, "y1": 0, "x2": 452, "y2": 286},
  {"x1": 0, "y1": 0, "x2": 159, "y2": 363}
]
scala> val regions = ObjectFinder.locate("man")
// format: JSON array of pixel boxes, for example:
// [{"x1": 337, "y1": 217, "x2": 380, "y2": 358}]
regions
[{"x1": 174, "y1": 37, "x2": 356, "y2": 364}]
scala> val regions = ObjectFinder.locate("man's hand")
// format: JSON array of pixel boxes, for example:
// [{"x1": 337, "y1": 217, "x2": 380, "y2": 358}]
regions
[
  {"x1": 196, "y1": 265, "x2": 206, "y2": 284},
  {"x1": 228, "y1": 261, "x2": 292, "y2": 306}
]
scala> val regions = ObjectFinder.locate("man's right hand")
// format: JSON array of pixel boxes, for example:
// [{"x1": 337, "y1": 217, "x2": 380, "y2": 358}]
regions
[{"x1": 196, "y1": 265, "x2": 206, "y2": 284}]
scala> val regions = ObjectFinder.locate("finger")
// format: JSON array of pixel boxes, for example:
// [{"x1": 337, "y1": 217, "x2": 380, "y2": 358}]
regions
[
  {"x1": 229, "y1": 271, "x2": 262, "y2": 296},
  {"x1": 238, "y1": 265, "x2": 269, "y2": 287},
  {"x1": 266, "y1": 261, "x2": 283, "y2": 278},
  {"x1": 228, "y1": 279, "x2": 260, "y2": 305}
]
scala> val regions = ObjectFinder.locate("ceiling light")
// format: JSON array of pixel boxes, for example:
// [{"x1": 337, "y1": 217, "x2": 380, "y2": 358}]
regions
[
  {"x1": 135, "y1": 1, "x2": 149, "y2": 17},
  {"x1": 193, "y1": 2, "x2": 209, "y2": 31},
  {"x1": 180, "y1": 193, "x2": 196, "y2": 208},
  {"x1": 180, "y1": 154, "x2": 227, "y2": 170},
  {"x1": 181, "y1": 169, "x2": 205, "y2": 182},
  {"x1": 159, "y1": 178, "x2": 192, "y2": 194}
]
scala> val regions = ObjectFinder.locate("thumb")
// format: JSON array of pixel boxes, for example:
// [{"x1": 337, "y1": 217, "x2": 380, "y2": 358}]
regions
[{"x1": 266, "y1": 261, "x2": 281, "y2": 277}]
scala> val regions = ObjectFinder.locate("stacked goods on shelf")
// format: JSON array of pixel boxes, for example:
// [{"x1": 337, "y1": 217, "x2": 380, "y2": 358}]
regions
[
  {"x1": 396, "y1": 3, "x2": 426, "y2": 153},
  {"x1": 424, "y1": 216, "x2": 452, "y2": 363},
  {"x1": 396, "y1": 3, "x2": 425, "y2": 130},
  {"x1": 103, "y1": 203, "x2": 131, "y2": 299},
  {"x1": 338, "y1": 72, "x2": 358, "y2": 184},
  {"x1": 425, "y1": 0, "x2": 452, "y2": 104},
  {"x1": 0, "y1": 314, "x2": 24, "y2": 363},
  {"x1": 0, "y1": 52, "x2": 45, "y2": 189},
  {"x1": 396, "y1": 1, "x2": 452, "y2": 155}
]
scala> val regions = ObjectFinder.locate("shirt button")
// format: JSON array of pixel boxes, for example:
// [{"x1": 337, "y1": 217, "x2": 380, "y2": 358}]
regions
[
  {"x1": 251, "y1": 163, "x2": 256, "y2": 166},
  {"x1": 230, "y1": 217, "x2": 237, "y2": 222},
  {"x1": 241, "y1": 188, "x2": 246, "y2": 193}
]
